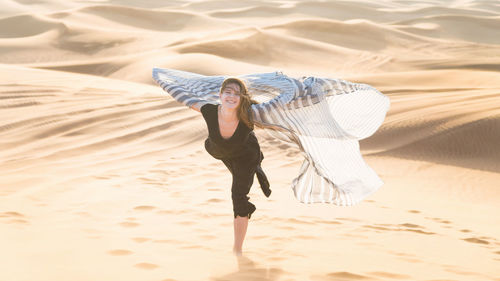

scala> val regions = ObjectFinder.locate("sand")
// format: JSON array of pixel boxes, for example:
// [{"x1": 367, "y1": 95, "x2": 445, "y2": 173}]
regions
[{"x1": 1, "y1": 0, "x2": 499, "y2": 280}]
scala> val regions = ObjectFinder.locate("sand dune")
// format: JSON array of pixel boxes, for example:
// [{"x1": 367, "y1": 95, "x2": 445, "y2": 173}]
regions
[
  {"x1": 392, "y1": 14, "x2": 500, "y2": 44},
  {"x1": 264, "y1": 18, "x2": 432, "y2": 51},
  {"x1": 76, "y1": 5, "x2": 229, "y2": 31},
  {"x1": 1, "y1": 0, "x2": 500, "y2": 281},
  {"x1": 173, "y1": 28, "x2": 363, "y2": 66},
  {"x1": 0, "y1": 14, "x2": 68, "y2": 38}
]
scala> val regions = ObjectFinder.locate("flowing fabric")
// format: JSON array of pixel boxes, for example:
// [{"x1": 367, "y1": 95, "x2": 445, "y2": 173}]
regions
[{"x1": 152, "y1": 67, "x2": 390, "y2": 206}]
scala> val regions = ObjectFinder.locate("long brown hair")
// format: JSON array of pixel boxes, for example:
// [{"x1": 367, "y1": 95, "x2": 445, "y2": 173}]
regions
[{"x1": 219, "y1": 77, "x2": 259, "y2": 129}]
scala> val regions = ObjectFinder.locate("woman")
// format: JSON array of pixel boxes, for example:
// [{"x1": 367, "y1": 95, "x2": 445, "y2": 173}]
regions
[{"x1": 190, "y1": 77, "x2": 271, "y2": 256}]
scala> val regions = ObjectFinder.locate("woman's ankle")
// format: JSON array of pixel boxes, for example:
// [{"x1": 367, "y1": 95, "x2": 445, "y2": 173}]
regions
[{"x1": 233, "y1": 247, "x2": 242, "y2": 256}]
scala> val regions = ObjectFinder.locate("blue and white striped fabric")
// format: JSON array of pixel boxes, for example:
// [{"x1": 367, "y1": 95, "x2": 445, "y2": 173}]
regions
[{"x1": 152, "y1": 67, "x2": 390, "y2": 206}]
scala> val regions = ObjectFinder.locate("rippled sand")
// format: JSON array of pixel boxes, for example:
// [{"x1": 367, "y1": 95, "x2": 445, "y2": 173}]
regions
[{"x1": 1, "y1": 1, "x2": 499, "y2": 280}]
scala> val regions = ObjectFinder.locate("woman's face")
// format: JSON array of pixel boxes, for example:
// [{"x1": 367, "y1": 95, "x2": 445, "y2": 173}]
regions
[{"x1": 220, "y1": 83, "x2": 241, "y2": 110}]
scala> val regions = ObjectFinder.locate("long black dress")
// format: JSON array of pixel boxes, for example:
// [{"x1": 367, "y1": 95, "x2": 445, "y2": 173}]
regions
[{"x1": 200, "y1": 103, "x2": 269, "y2": 219}]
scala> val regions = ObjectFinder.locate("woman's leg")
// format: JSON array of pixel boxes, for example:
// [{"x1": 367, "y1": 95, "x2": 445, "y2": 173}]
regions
[
  {"x1": 231, "y1": 181, "x2": 255, "y2": 255},
  {"x1": 222, "y1": 159, "x2": 247, "y2": 254},
  {"x1": 222, "y1": 158, "x2": 252, "y2": 255},
  {"x1": 233, "y1": 215, "x2": 248, "y2": 255},
  {"x1": 227, "y1": 153, "x2": 258, "y2": 255}
]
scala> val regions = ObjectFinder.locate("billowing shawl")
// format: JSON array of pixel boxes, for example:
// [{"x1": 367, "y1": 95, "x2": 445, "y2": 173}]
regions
[{"x1": 152, "y1": 68, "x2": 390, "y2": 206}]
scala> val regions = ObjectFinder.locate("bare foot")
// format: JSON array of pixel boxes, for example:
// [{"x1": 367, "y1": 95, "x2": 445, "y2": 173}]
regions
[{"x1": 233, "y1": 247, "x2": 243, "y2": 256}]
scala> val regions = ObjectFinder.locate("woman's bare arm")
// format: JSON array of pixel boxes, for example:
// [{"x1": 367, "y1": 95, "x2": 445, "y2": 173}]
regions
[{"x1": 190, "y1": 102, "x2": 203, "y2": 113}]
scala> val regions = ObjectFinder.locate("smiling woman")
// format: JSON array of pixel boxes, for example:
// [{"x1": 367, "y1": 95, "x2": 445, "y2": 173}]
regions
[{"x1": 188, "y1": 76, "x2": 271, "y2": 256}]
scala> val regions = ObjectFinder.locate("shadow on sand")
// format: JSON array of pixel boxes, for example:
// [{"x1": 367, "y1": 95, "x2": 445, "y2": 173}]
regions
[{"x1": 211, "y1": 254, "x2": 284, "y2": 281}]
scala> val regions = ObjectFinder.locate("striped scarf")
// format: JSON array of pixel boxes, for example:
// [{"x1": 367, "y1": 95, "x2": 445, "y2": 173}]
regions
[{"x1": 152, "y1": 68, "x2": 390, "y2": 206}]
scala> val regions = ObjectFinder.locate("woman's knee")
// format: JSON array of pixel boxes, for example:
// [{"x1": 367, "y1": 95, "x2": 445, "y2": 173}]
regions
[
  {"x1": 233, "y1": 201, "x2": 256, "y2": 219},
  {"x1": 231, "y1": 193, "x2": 252, "y2": 213}
]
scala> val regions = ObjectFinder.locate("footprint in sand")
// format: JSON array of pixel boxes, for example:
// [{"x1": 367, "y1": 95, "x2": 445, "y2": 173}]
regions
[
  {"x1": 119, "y1": 217, "x2": 140, "y2": 228},
  {"x1": 362, "y1": 223, "x2": 435, "y2": 235},
  {"x1": 425, "y1": 216, "x2": 452, "y2": 225},
  {"x1": 120, "y1": 221, "x2": 140, "y2": 227},
  {"x1": 462, "y1": 237, "x2": 490, "y2": 245},
  {"x1": 337, "y1": 217, "x2": 363, "y2": 223},
  {"x1": 138, "y1": 176, "x2": 155, "y2": 183},
  {"x1": 207, "y1": 198, "x2": 223, "y2": 203},
  {"x1": 313, "y1": 219, "x2": 342, "y2": 225},
  {"x1": 311, "y1": 271, "x2": 370, "y2": 280},
  {"x1": 293, "y1": 234, "x2": 319, "y2": 240},
  {"x1": 133, "y1": 205, "x2": 156, "y2": 211},
  {"x1": 134, "y1": 262, "x2": 159, "y2": 270},
  {"x1": 150, "y1": 169, "x2": 173, "y2": 175},
  {"x1": 156, "y1": 209, "x2": 190, "y2": 215},
  {"x1": 7, "y1": 219, "x2": 29, "y2": 224},
  {"x1": 132, "y1": 237, "x2": 151, "y2": 243},
  {"x1": 0, "y1": 211, "x2": 24, "y2": 218},
  {"x1": 422, "y1": 216, "x2": 454, "y2": 229},
  {"x1": 368, "y1": 271, "x2": 412, "y2": 279},
  {"x1": 176, "y1": 220, "x2": 195, "y2": 226},
  {"x1": 108, "y1": 249, "x2": 133, "y2": 256},
  {"x1": 286, "y1": 217, "x2": 313, "y2": 225},
  {"x1": 198, "y1": 234, "x2": 217, "y2": 240},
  {"x1": 0, "y1": 211, "x2": 28, "y2": 224},
  {"x1": 398, "y1": 223, "x2": 435, "y2": 234}
]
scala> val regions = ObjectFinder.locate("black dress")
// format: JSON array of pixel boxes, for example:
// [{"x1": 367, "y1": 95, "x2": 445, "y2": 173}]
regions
[{"x1": 200, "y1": 103, "x2": 270, "y2": 219}]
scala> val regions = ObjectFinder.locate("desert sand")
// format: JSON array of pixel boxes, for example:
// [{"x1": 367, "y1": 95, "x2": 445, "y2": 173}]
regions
[{"x1": 1, "y1": 0, "x2": 499, "y2": 280}]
